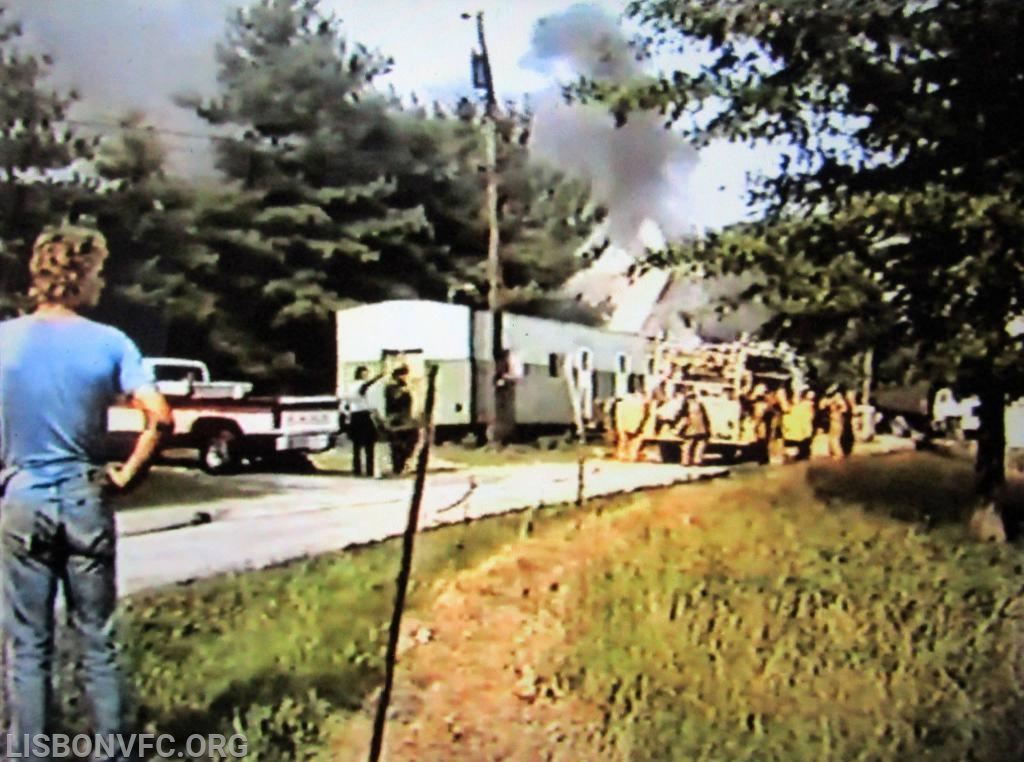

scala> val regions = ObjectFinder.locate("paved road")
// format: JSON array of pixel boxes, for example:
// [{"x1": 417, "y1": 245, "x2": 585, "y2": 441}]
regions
[
  {"x1": 115, "y1": 459, "x2": 729, "y2": 596},
  {"x1": 114, "y1": 435, "x2": 917, "y2": 597}
]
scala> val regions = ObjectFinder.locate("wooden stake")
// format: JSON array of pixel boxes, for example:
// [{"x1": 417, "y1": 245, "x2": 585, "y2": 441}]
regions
[
  {"x1": 368, "y1": 363, "x2": 439, "y2": 762},
  {"x1": 576, "y1": 454, "x2": 586, "y2": 507}
]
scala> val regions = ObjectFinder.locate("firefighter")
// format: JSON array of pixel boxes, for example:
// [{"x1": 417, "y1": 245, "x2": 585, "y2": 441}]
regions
[
  {"x1": 748, "y1": 383, "x2": 773, "y2": 465},
  {"x1": 679, "y1": 392, "x2": 711, "y2": 466},
  {"x1": 781, "y1": 387, "x2": 816, "y2": 461},
  {"x1": 655, "y1": 383, "x2": 687, "y2": 463},
  {"x1": 824, "y1": 388, "x2": 850, "y2": 460},
  {"x1": 384, "y1": 365, "x2": 418, "y2": 475},
  {"x1": 765, "y1": 387, "x2": 788, "y2": 465},
  {"x1": 842, "y1": 389, "x2": 858, "y2": 455},
  {"x1": 614, "y1": 380, "x2": 655, "y2": 462}
]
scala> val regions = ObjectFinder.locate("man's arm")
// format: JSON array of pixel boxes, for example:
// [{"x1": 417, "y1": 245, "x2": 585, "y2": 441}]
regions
[
  {"x1": 358, "y1": 372, "x2": 385, "y2": 396},
  {"x1": 107, "y1": 385, "x2": 173, "y2": 489}
]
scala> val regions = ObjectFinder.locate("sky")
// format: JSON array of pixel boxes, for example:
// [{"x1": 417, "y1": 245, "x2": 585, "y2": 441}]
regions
[{"x1": 5, "y1": 0, "x2": 774, "y2": 233}]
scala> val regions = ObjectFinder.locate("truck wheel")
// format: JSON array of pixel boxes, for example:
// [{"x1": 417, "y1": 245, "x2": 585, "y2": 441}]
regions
[{"x1": 200, "y1": 429, "x2": 239, "y2": 474}]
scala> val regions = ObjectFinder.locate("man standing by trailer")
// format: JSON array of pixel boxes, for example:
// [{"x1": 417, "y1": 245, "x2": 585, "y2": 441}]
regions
[
  {"x1": 349, "y1": 365, "x2": 384, "y2": 477},
  {"x1": 0, "y1": 225, "x2": 171, "y2": 759}
]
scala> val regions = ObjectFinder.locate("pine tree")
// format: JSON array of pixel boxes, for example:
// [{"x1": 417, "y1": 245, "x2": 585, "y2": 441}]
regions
[
  {"x1": 185, "y1": 0, "x2": 600, "y2": 391},
  {"x1": 69, "y1": 116, "x2": 222, "y2": 365},
  {"x1": 183, "y1": 0, "x2": 434, "y2": 391}
]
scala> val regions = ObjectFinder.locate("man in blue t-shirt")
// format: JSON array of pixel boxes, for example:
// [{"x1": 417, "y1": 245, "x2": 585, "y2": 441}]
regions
[{"x1": 0, "y1": 225, "x2": 171, "y2": 760}]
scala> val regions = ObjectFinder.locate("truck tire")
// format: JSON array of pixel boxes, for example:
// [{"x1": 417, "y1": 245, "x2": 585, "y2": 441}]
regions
[{"x1": 200, "y1": 428, "x2": 239, "y2": 474}]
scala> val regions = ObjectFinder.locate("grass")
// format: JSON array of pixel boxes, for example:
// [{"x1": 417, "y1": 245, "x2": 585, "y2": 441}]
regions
[
  {"x1": 548, "y1": 453, "x2": 1024, "y2": 760},
  {"x1": 311, "y1": 437, "x2": 598, "y2": 472},
  {"x1": 807, "y1": 450, "x2": 1024, "y2": 533},
  {"x1": 52, "y1": 450, "x2": 1023, "y2": 760}
]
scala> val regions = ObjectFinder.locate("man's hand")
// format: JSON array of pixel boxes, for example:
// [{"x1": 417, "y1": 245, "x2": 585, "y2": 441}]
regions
[
  {"x1": 102, "y1": 463, "x2": 142, "y2": 494},
  {"x1": 112, "y1": 385, "x2": 172, "y2": 493}
]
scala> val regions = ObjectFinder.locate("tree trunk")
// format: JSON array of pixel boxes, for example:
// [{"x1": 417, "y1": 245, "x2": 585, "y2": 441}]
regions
[{"x1": 974, "y1": 371, "x2": 1006, "y2": 500}]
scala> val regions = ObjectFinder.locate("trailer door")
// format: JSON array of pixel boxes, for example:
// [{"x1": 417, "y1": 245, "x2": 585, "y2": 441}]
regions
[
  {"x1": 572, "y1": 348, "x2": 595, "y2": 421},
  {"x1": 614, "y1": 352, "x2": 631, "y2": 398}
]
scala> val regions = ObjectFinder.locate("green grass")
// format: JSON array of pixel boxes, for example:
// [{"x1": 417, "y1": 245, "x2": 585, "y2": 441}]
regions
[
  {"x1": 312, "y1": 438, "x2": 598, "y2": 473},
  {"x1": 550, "y1": 455, "x2": 1024, "y2": 761},
  {"x1": 433, "y1": 440, "x2": 598, "y2": 467},
  {"x1": 809, "y1": 451, "x2": 987, "y2": 523},
  {"x1": 808, "y1": 450, "x2": 1024, "y2": 532}
]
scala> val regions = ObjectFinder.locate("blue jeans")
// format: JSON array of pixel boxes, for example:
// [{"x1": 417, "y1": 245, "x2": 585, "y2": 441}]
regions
[{"x1": 1, "y1": 464, "x2": 123, "y2": 761}]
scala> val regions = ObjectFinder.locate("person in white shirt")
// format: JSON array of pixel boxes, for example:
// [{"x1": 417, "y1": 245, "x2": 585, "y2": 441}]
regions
[{"x1": 349, "y1": 366, "x2": 383, "y2": 477}]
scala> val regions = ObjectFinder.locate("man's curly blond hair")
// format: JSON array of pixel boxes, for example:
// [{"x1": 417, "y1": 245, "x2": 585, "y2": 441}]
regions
[{"x1": 28, "y1": 225, "x2": 109, "y2": 308}]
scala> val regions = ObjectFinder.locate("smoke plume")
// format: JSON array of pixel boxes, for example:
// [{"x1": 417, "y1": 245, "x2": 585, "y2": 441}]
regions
[
  {"x1": 523, "y1": 5, "x2": 771, "y2": 339},
  {"x1": 524, "y1": 3, "x2": 700, "y2": 252},
  {"x1": 6, "y1": 0, "x2": 235, "y2": 178}
]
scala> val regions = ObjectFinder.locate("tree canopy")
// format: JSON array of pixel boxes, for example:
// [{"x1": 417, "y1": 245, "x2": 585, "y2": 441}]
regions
[{"x1": 596, "y1": 0, "x2": 1024, "y2": 489}]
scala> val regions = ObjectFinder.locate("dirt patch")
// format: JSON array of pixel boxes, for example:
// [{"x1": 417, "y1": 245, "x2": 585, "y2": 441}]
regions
[
  {"x1": 379, "y1": 576, "x2": 599, "y2": 762},
  {"x1": 326, "y1": 490, "x2": 702, "y2": 761}
]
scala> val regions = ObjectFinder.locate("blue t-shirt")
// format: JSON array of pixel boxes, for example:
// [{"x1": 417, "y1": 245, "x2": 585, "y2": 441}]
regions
[{"x1": 0, "y1": 313, "x2": 153, "y2": 475}]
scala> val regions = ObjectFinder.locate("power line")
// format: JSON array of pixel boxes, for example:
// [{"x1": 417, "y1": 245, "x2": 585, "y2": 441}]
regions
[{"x1": 63, "y1": 117, "x2": 243, "y2": 145}]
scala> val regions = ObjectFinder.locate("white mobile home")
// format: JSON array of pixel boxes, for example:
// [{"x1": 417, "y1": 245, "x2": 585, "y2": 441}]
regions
[{"x1": 336, "y1": 300, "x2": 654, "y2": 435}]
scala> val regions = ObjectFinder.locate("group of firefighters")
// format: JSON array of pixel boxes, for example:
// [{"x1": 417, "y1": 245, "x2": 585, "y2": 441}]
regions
[
  {"x1": 346, "y1": 357, "x2": 861, "y2": 475},
  {"x1": 610, "y1": 376, "x2": 860, "y2": 467}
]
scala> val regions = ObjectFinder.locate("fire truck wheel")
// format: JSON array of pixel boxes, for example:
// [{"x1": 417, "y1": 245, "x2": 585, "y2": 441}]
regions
[{"x1": 200, "y1": 428, "x2": 239, "y2": 474}]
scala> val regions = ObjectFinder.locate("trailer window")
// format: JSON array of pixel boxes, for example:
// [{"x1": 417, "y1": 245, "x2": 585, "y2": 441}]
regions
[
  {"x1": 578, "y1": 348, "x2": 592, "y2": 371},
  {"x1": 617, "y1": 353, "x2": 630, "y2": 374},
  {"x1": 548, "y1": 353, "x2": 562, "y2": 378}
]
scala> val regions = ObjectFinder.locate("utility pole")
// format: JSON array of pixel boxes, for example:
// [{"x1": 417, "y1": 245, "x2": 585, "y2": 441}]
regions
[{"x1": 466, "y1": 10, "x2": 514, "y2": 444}]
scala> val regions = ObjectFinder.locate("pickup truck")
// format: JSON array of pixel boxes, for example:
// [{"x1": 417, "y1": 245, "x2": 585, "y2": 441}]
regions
[
  {"x1": 107, "y1": 357, "x2": 341, "y2": 474},
  {"x1": 930, "y1": 387, "x2": 981, "y2": 439}
]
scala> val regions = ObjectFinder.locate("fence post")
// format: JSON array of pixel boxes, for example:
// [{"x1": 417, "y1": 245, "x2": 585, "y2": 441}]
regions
[{"x1": 368, "y1": 363, "x2": 439, "y2": 762}]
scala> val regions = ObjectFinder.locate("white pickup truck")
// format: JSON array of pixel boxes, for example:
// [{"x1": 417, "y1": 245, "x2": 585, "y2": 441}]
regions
[
  {"x1": 931, "y1": 387, "x2": 981, "y2": 439},
  {"x1": 107, "y1": 357, "x2": 341, "y2": 474}
]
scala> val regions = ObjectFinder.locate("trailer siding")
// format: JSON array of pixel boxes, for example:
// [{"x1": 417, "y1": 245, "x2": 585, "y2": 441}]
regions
[{"x1": 338, "y1": 300, "x2": 655, "y2": 430}]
